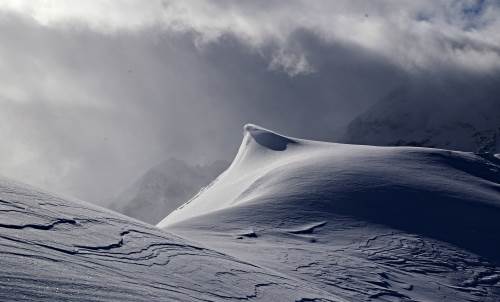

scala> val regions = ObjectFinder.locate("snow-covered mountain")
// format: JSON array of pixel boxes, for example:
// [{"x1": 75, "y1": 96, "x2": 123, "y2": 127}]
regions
[
  {"x1": 344, "y1": 83, "x2": 500, "y2": 153},
  {"x1": 0, "y1": 176, "x2": 341, "y2": 301},
  {"x1": 3, "y1": 123, "x2": 499, "y2": 301},
  {"x1": 108, "y1": 159, "x2": 227, "y2": 224},
  {"x1": 159, "y1": 124, "x2": 500, "y2": 302}
]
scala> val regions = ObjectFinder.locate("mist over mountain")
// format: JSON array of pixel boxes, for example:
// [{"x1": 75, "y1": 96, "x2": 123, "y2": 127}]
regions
[
  {"x1": 344, "y1": 77, "x2": 500, "y2": 153},
  {"x1": 108, "y1": 158, "x2": 228, "y2": 224}
]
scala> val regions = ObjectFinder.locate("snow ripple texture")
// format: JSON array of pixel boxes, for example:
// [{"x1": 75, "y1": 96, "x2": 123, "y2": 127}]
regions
[{"x1": 0, "y1": 178, "x2": 341, "y2": 302}]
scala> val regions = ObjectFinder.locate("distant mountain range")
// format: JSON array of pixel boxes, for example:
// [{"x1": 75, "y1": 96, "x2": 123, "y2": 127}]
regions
[
  {"x1": 108, "y1": 158, "x2": 227, "y2": 224},
  {"x1": 344, "y1": 82, "x2": 500, "y2": 154}
]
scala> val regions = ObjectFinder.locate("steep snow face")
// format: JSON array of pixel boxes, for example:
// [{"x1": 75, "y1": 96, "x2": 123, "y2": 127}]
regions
[
  {"x1": 343, "y1": 86, "x2": 500, "y2": 153},
  {"x1": 159, "y1": 124, "x2": 336, "y2": 228},
  {"x1": 159, "y1": 124, "x2": 500, "y2": 302},
  {"x1": 108, "y1": 158, "x2": 227, "y2": 224},
  {"x1": 159, "y1": 123, "x2": 500, "y2": 233},
  {"x1": 0, "y1": 177, "x2": 344, "y2": 301}
]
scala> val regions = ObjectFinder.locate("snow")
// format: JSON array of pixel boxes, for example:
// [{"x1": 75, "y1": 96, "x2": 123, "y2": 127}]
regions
[
  {"x1": 158, "y1": 124, "x2": 329, "y2": 228},
  {"x1": 158, "y1": 124, "x2": 500, "y2": 230},
  {"x1": 159, "y1": 124, "x2": 500, "y2": 301},
  {"x1": 2, "y1": 122, "x2": 499, "y2": 301},
  {"x1": 0, "y1": 177, "x2": 343, "y2": 301}
]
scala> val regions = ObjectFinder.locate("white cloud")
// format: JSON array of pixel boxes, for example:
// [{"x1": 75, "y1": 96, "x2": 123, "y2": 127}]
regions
[
  {"x1": 269, "y1": 50, "x2": 315, "y2": 76},
  {"x1": 1, "y1": 0, "x2": 499, "y2": 75}
]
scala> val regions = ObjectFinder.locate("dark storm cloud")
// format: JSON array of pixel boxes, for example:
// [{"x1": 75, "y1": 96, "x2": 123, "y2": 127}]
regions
[{"x1": 0, "y1": 1, "x2": 499, "y2": 203}]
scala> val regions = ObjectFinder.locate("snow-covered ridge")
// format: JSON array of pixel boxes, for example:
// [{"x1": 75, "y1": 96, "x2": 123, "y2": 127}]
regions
[
  {"x1": 158, "y1": 124, "x2": 325, "y2": 227},
  {"x1": 159, "y1": 123, "x2": 500, "y2": 230},
  {"x1": 242, "y1": 123, "x2": 298, "y2": 151},
  {"x1": 2, "y1": 123, "x2": 498, "y2": 301},
  {"x1": 159, "y1": 124, "x2": 500, "y2": 301}
]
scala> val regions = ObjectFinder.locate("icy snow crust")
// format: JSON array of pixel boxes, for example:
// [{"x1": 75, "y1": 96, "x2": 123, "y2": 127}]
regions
[
  {"x1": 0, "y1": 178, "x2": 343, "y2": 301},
  {"x1": 160, "y1": 124, "x2": 500, "y2": 301}
]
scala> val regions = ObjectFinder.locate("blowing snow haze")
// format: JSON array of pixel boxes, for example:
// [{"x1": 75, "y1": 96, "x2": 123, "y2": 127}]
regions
[{"x1": 0, "y1": 1, "x2": 499, "y2": 204}]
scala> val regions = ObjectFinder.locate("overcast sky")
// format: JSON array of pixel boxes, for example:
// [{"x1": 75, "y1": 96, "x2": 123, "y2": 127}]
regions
[{"x1": 0, "y1": 0, "x2": 499, "y2": 203}]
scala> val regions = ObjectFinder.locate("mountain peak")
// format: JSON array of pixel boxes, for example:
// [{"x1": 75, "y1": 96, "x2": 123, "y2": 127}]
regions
[{"x1": 243, "y1": 123, "x2": 297, "y2": 151}]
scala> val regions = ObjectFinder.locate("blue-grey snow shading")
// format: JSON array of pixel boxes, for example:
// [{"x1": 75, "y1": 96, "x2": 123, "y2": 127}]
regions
[
  {"x1": 0, "y1": 178, "x2": 340, "y2": 301},
  {"x1": 160, "y1": 124, "x2": 500, "y2": 302}
]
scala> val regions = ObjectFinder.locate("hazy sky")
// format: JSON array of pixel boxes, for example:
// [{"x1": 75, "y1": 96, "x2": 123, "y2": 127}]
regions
[{"x1": 0, "y1": 0, "x2": 499, "y2": 203}]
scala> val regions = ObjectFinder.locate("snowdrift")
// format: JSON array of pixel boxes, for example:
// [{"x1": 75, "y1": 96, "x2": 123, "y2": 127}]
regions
[{"x1": 159, "y1": 124, "x2": 500, "y2": 302}]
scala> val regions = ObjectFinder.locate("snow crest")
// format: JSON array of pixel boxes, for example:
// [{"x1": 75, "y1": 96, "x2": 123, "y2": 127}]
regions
[{"x1": 158, "y1": 124, "x2": 500, "y2": 301}]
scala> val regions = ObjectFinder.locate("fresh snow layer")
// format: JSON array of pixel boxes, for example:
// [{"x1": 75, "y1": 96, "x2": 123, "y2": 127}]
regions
[
  {"x1": 0, "y1": 177, "x2": 344, "y2": 301},
  {"x1": 159, "y1": 124, "x2": 500, "y2": 302}
]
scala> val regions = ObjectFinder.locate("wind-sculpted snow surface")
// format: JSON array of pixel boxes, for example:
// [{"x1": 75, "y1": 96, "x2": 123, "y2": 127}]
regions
[
  {"x1": 0, "y1": 178, "x2": 343, "y2": 301},
  {"x1": 159, "y1": 124, "x2": 500, "y2": 302}
]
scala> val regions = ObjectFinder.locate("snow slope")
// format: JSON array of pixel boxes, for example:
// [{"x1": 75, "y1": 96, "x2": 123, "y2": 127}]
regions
[
  {"x1": 159, "y1": 124, "x2": 500, "y2": 301},
  {"x1": 108, "y1": 158, "x2": 227, "y2": 224},
  {"x1": 0, "y1": 176, "x2": 344, "y2": 301}
]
